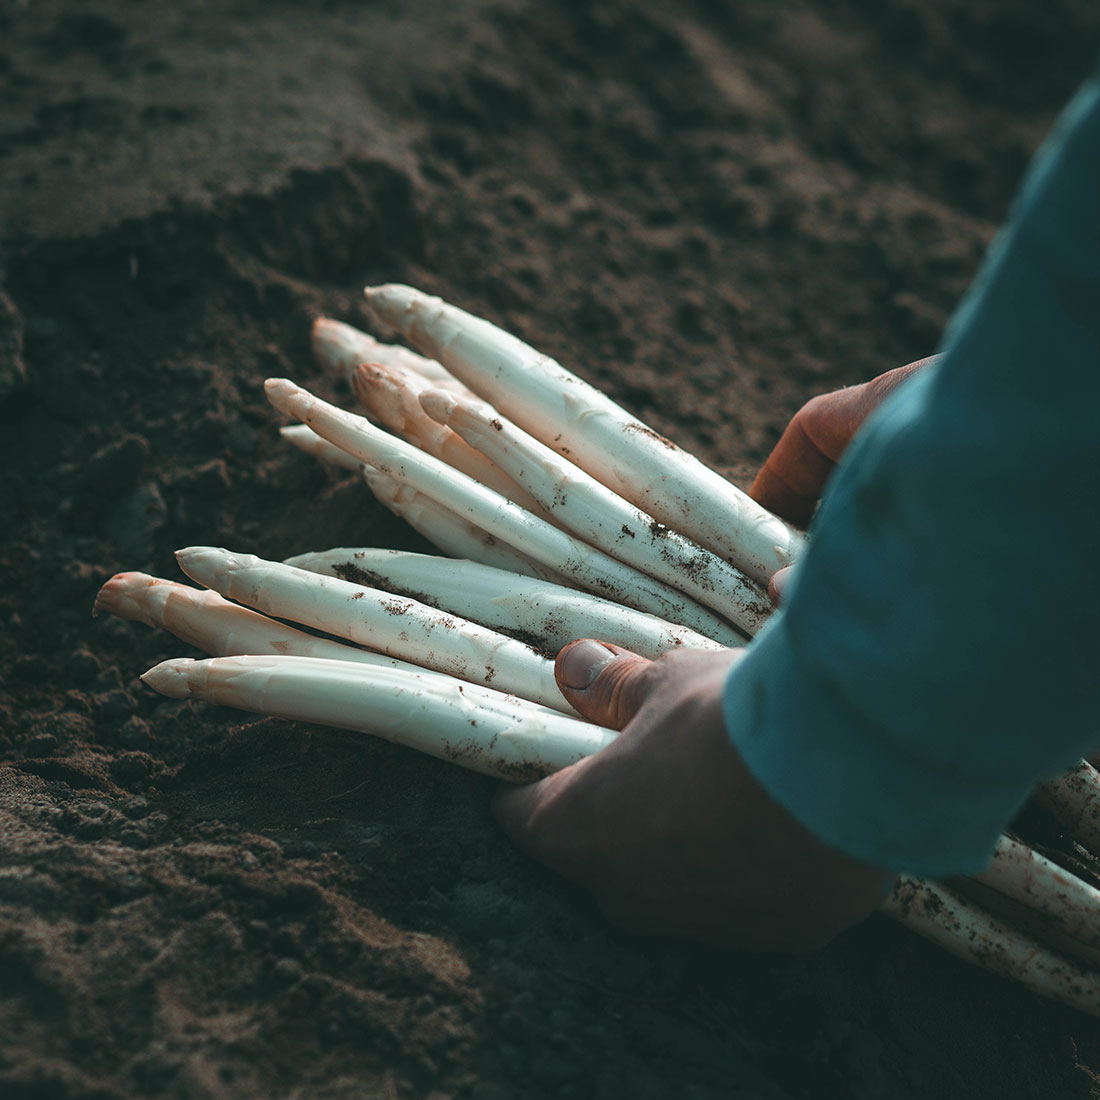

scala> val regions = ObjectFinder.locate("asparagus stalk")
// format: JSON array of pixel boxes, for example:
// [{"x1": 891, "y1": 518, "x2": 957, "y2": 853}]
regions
[
  {"x1": 95, "y1": 571, "x2": 394, "y2": 666},
  {"x1": 972, "y1": 835, "x2": 1100, "y2": 956},
  {"x1": 281, "y1": 424, "x2": 365, "y2": 472},
  {"x1": 265, "y1": 377, "x2": 746, "y2": 646},
  {"x1": 142, "y1": 655, "x2": 616, "y2": 781},
  {"x1": 883, "y1": 876, "x2": 1100, "y2": 1018},
  {"x1": 419, "y1": 387, "x2": 771, "y2": 636},
  {"x1": 1038, "y1": 761, "x2": 1100, "y2": 855},
  {"x1": 97, "y1": 571, "x2": 568, "y2": 721},
  {"x1": 363, "y1": 466, "x2": 572, "y2": 584},
  {"x1": 284, "y1": 548, "x2": 728, "y2": 659},
  {"x1": 352, "y1": 362, "x2": 544, "y2": 514},
  {"x1": 363, "y1": 283, "x2": 802, "y2": 586},
  {"x1": 312, "y1": 317, "x2": 474, "y2": 397},
  {"x1": 174, "y1": 547, "x2": 574, "y2": 713}
]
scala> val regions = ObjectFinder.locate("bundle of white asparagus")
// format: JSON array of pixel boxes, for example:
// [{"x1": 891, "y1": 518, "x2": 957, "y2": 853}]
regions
[{"x1": 96, "y1": 284, "x2": 1100, "y2": 1017}]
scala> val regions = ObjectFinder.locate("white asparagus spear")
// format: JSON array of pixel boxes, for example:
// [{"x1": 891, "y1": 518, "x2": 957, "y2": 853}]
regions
[
  {"x1": 95, "y1": 571, "x2": 568, "y2": 722},
  {"x1": 281, "y1": 424, "x2": 365, "y2": 472},
  {"x1": 265, "y1": 378, "x2": 746, "y2": 646},
  {"x1": 1038, "y1": 761, "x2": 1100, "y2": 855},
  {"x1": 278, "y1": 426, "x2": 564, "y2": 582},
  {"x1": 142, "y1": 655, "x2": 616, "y2": 781},
  {"x1": 285, "y1": 548, "x2": 729, "y2": 659},
  {"x1": 364, "y1": 283, "x2": 803, "y2": 586},
  {"x1": 95, "y1": 571, "x2": 394, "y2": 666},
  {"x1": 972, "y1": 835, "x2": 1100, "y2": 956},
  {"x1": 312, "y1": 317, "x2": 475, "y2": 397},
  {"x1": 420, "y1": 387, "x2": 772, "y2": 636},
  {"x1": 363, "y1": 466, "x2": 571, "y2": 584},
  {"x1": 174, "y1": 546, "x2": 575, "y2": 714},
  {"x1": 278, "y1": 428, "x2": 550, "y2": 576},
  {"x1": 882, "y1": 875, "x2": 1100, "y2": 1018},
  {"x1": 353, "y1": 362, "x2": 544, "y2": 514}
]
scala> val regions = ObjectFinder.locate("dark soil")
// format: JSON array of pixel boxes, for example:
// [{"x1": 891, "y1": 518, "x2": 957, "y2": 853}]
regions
[{"x1": 3, "y1": 2, "x2": 1100, "y2": 1097}]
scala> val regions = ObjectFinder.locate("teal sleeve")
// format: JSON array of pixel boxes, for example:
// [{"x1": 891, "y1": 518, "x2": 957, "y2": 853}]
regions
[{"x1": 722, "y1": 72, "x2": 1100, "y2": 876}]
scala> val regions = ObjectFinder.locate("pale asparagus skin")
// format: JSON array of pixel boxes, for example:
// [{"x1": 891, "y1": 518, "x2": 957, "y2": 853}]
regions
[
  {"x1": 312, "y1": 316, "x2": 475, "y2": 396},
  {"x1": 353, "y1": 362, "x2": 544, "y2": 514},
  {"x1": 95, "y1": 570, "x2": 397, "y2": 665},
  {"x1": 972, "y1": 835, "x2": 1100, "y2": 956},
  {"x1": 281, "y1": 424, "x2": 365, "y2": 472},
  {"x1": 174, "y1": 546, "x2": 574, "y2": 714},
  {"x1": 1038, "y1": 761, "x2": 1100, "y2": 855},
  {"x1": 363, "y1": 466, "x2": 571, "y2": 584},
  {"x1": 420, "y1": 387, "x2": 772, "y2": 636},
  {"x1": 142, "y1": 655, "x2": 616, "y2": 781},
  {"x1": 265, "y1": 378, "x2": 747, "y2": 646},
  {"x1": 281, "y1": 423, "x2": 558, "y2": 578},
  {"x1": 363, "y1": 283, "x2": 803, "y2": 586},
  {"x1": 96, "y1": 571, "x2": 567, "y2": 722},
  {"x1": 285, "y1": 548, "x2": 729, "y2": 660},
  {"x1": 883, "y1": 876, "x2": 1100, "y2": 1018}
]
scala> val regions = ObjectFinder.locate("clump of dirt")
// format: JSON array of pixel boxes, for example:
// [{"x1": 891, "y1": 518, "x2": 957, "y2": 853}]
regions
[{"x1": 3, "y1": 2, "x2": 1100, "y2": 1098}]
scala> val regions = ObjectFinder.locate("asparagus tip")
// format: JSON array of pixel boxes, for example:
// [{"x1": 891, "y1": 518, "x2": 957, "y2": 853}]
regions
[
  {"x1": 94, "y1": 572, "x2": 159, "y2": 624},
  {"x1": 417, "y1": 387, "x2": 458, "y2": 425},
  {"x1": 264, "y1": 377, "x2": 300, "y2": 404},
  {"x1": 141, "y1": 658, "x2": 195, "y2": 698},
  {"x1": 363, "y1": 283, "x2": 421, "y2": 324},
  {"x1": 174, "y1": 546, "x2": 228, "y2": 589}
]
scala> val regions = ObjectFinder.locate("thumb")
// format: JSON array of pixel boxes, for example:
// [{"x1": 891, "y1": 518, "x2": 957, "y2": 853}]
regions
[{"x1": 555, "y1": 639, "x2": 656, "y2": 729}]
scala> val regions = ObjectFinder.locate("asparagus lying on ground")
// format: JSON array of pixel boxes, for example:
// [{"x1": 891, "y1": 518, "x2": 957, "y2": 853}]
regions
[
  {"x1": 352, "y1": 361, "x2": 545, "y2": 515},
  {"x1": 362, "y1": 468, "x2": 571, "y2": 583},
  {"x1": 883, "y1": 877, "x2": 1100, "y2": 1018},
  {"x1": 144, "y1": 655, "x2": 615, "y2": 780},
  {"x1": 95, "y1": 571, "x2": 570, "y2": 724},
  {"x1": 174, "y1": 546, "x2": 576, "y2": 714},
  {"x1": 312, "y1": 316, "x2": 476, "y2": 398},
  {"x1": 280, "y1": 424, "x2": 364, "y2": 472},
  {"x1": 417, "y1": 384, "x2": 771, "y2": 631},
  {"x1": 1037, "y1": 761, "x2": 1100, "y2": 854},
  {"x1": 98, "y1": 288, "x2": 1100, "y2": 1020},
  {"x1": 363, "y1": 283, "x2": 803, "y2": 587},
  {"x1": 265, "y1": 377, "x2": 752, "y2": 643},
  {"x1": 284, "y1": 548, "x2": 727, "y2": 660}
]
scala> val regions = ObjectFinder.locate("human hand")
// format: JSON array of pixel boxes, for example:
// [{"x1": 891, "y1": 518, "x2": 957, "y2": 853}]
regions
[
  {"x1": 493, "y1": 640, "x2": 889, "y2": 951},
  {"x1": 750, "y1": 355, "x2": 936, "y2": 602}
]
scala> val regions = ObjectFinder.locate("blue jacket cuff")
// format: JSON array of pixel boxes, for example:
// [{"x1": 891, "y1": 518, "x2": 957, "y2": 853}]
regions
[{"x1": 721, "y1": 613, "x2": 1032, "y2": 876}]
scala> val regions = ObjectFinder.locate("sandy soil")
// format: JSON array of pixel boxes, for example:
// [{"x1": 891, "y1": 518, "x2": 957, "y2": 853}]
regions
[{"x1": 3, "y1": 1, "x2": 1100, "y2": 1097}]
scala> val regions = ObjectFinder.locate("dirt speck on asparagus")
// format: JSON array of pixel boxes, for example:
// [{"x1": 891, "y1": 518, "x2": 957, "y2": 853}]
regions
[
  {"x1": 441, "y1": 738, "x2": 552, "y2": 783},
  {"x1": 5, "y1": 2, "x2": 1100, "y2": 1099},
  {"x1": 623, "y1": 420, "x2": 679, "y2": 451},
  {"x1": 333, "y1": 561, "x2": 381, "y2": 588}
]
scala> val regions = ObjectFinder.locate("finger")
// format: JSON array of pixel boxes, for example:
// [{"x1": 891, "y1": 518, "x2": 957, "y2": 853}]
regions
[
  {"x1": 555, "y1": 639, "x2": 658, "y2": 729},
  {"x1": 751, "y1": 361, "x2": 932, "y2": 526},
  {"x1": 768, "y1": 565, "x2": 795, "y2": 607},
  {"x1": 749, "y1": 408, "x2": 839, "y2": 526},
  {"x1": 863, "y1": 356, "x2": 936, "y2": 408}
]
